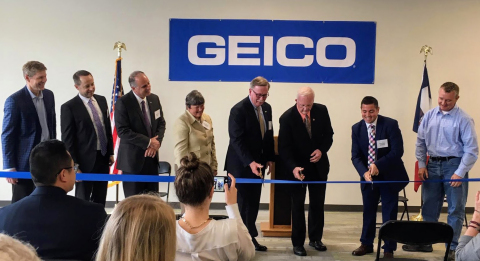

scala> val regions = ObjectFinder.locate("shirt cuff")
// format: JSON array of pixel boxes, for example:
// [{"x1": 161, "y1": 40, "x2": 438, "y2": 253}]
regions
[
  {"x1": 225, "y1": 203, "x2": 241, "y2": 219},
  {"x1": 418, "y1": 161, "x2": 427, "y2": 169},
  {"x1": 455, "y1": 168, "x2": 467, "y2": 178}
]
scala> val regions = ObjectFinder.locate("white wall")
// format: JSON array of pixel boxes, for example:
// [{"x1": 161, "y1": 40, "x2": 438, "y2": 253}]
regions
[{"x1": 1, "y1": 0, "x2": 479, "y2": 207}]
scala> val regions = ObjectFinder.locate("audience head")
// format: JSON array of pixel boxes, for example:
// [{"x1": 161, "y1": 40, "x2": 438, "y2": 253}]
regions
[
  {"x1": 185, "y1": 90, "x2": 205, "y2": 120},
  {"x1": 360, "y1": 96, "x2": 380, "y2": 124},
  {"x1": 175, "y1": 152, "x2": 214, "y2": 207},
  {"x1": 96, "y1": 194, "x2": 176, "y2": 261},
  {"x1": 0, "y1": 233, "x2": 41, "y2": 261},
  {"x1": 22, "y1": 61, "x2": 47, "y2": 95},
  {"x1": 29, "y1": 140, "x2": 77, "y2": 192},
  {"x1": 128, "y1": 71, "x2": 151, "y2": 99}
]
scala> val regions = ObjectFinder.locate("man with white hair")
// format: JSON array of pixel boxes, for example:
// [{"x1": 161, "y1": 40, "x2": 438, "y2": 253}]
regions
[{"x1": 278, "y1": 87, "x2": 334, "y2": 256}]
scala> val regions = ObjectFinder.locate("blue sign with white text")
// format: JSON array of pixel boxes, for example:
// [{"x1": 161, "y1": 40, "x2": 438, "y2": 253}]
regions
[{"x1": 169, "y1": 19, "x2": 376, "y2": 84}]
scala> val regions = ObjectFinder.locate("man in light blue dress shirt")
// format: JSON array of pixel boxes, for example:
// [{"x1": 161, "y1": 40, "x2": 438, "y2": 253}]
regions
[
  {"x1": 2, "y1": 61, "x2": 56, "y2": 203},
  {"x1": 408, "y1": 82, "x2": 478, "y2": 260}
]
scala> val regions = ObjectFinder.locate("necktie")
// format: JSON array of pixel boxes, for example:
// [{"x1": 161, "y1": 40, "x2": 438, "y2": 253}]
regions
[
  {"x1": 257, "y1": 106, "x2": 265, "y2": 139},
  {"x1": 87, "y1": 99, "x2": 107, "y2": 156},
  {"x1": 141, "y1": 100, "x2": 152, "y2": 137},
  {"x1": 368, "y1": 124, "x2": 376, "y2": 166},
  {"x1": 304, "y1": 115, "x2": 312, "y2": 138}
]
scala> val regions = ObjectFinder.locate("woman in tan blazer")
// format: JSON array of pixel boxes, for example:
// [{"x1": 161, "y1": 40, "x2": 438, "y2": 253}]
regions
[{"x1": 174, "y1": 90, "x2": 218, "y2": 175}]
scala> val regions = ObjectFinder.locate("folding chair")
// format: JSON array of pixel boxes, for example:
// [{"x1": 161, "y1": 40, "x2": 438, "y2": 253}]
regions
[
  {"x1": 376, "y1": 220, "x2": 453, "y2": 261},
  {"x1": 158, "y1": 161, "x2": 171, "y2": 202},
  {"x1": 399, "y1": 188, "x2": 410, "y2": 221},
  {"x1": 376, "y1": 188, "x2": 410, "y2": 228}
]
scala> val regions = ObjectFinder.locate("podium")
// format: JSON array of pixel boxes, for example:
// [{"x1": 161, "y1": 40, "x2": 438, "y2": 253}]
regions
[{"x1": 260, "y1": 137, "x2": 292, "y2": 237}]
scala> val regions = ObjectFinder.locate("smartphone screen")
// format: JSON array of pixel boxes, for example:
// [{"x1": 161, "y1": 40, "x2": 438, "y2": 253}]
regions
[{"x1": 213, "y1": 176, "x2": 229, "y2": 192}]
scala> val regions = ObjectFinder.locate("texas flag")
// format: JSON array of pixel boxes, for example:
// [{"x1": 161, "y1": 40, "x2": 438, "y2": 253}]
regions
[
  {"x1": 413, "y1": 64, "x2": 432, "y2": 132},
  {"x1": 413, "y1": 64, "x2": 431, "y2": 192}
]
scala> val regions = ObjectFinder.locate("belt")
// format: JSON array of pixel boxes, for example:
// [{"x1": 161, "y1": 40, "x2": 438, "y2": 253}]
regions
[{"x1": 429, "y1": 156, "x2": 458, "y2": 162}]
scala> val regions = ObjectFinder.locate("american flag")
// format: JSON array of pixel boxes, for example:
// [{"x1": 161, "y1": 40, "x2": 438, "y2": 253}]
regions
[{"x1": 109, "y1": 58, "x2": 124, "y2": 175}]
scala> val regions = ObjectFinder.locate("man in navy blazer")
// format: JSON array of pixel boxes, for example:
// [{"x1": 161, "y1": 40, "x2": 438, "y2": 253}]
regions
[
  {"x1": 61, "y1": 70, "x2": 114, "y2": 206},
  {"x1": 225, "y1": 76, "x2": 275, "y2": 251},
  {"x1": 2, "y1": 61, "x2": 56, "y2": 203},
  {"x1": 115, "y1": 71, "x2": 166, "y2": 197},
  {"x1": 351, "y1": 96, "x2": 409, "y2": 258},
  {"x1": 0, "y1": 140, "x2": 107, "y2": 261},
  {"x1": 278, "y1": 87, "x2": 333, "y2": 256}
]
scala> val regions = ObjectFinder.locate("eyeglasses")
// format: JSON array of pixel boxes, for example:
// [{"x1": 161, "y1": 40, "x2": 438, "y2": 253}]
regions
[
  {"x1": 56, "y1": 163, "x2": 79, "y2": 175},
  {"x1": 251, "y1": 89, "x2": 269, "y2": 99}
]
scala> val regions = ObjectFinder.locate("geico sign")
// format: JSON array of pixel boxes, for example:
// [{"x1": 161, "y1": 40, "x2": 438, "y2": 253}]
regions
[{"x1": 188, "y1": 35, "x2": 356, "y2": 67}]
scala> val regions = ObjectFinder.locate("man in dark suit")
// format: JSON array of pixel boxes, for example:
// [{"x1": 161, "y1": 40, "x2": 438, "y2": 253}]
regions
[
  {"x1": 115, "y1": 71, "x2": 166, "y2": 197},
  {"x1": 2, "y1": 61, "x2": 56, "y2": 203},
  {"x1": 225, "y1": 76, "x2": 275, "y2": 251},
  {"x1": 351, "y1": 96, "x2": 409, "y2": 259},
  {"x1": 61, "y1": 70, "x2": 114, "y2": 206},
  {"x1": 0, "y1": 140, "x2": 107, "y2": 261},
  {"x1": 278, "y1": 87, "x2": 334, "y2": 256}
]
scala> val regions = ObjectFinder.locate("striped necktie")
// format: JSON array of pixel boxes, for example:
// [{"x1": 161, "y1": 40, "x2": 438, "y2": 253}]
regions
[{"x1": 368, "y1": 124, "x2": 376, "y2": 166}]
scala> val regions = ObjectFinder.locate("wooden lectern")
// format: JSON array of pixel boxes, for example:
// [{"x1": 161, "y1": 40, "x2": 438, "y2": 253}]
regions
[{"x1": 260, "y1": 136, "x2": 292, "y2": 237}]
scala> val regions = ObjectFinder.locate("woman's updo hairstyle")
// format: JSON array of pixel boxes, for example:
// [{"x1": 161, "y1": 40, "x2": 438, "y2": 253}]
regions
[{"x1": 174, "y1": 152, "x2": 214, "y2": 206}]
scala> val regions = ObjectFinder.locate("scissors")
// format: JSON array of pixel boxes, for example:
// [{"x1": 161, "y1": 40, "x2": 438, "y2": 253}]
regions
[
  {"x1": 258, "y1": 166, "x2": 264, "y2": 187},
  {"x1": 299, "y1": 169, "x2": 305, "y2": 188}
]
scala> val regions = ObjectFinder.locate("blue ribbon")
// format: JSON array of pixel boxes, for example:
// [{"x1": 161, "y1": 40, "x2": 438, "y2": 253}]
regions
[{"x1": 0, "y1": 171, "x2": 478, "y2": 184}]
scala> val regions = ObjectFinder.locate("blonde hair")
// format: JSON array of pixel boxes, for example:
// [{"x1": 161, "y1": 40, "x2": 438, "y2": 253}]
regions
[
  {"x1": 95, "y1": 194, "x2": 176, "y2": 261},
  {"x1": 0, "y1": 233, "x2": 41, "y2": 261}
]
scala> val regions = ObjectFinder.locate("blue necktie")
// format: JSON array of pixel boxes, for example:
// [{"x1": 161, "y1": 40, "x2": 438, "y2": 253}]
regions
[{"x1": 88, "y1": 99, "x2": 107, "y2": 156}]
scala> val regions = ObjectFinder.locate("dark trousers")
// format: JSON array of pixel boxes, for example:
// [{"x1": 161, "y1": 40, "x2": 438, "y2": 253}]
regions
[
  {"x1": 11, "y1": 179, "x2": 35, "y2": 203},
  {"x1": 123, "y1": 157, "x2": 158, "y2": 198},
  {"x1": 237, "y1": 183, "x2": 262, "y2": 238},
  {"x1": 291, "y1": 182, "x2": 326, "y2": 247},
  {"x1": 75, "y1": 151, "x2": 109, "y2": 206},
  {"x1": 361, "y1": 183, "x2": 398, "y2": 252}
]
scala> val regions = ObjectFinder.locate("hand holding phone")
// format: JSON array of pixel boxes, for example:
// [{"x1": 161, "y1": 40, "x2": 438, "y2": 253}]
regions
[
  {"x1": 213, "y1": 176, "x2": 232, "y2": 192},
  {"x1": 225, "y1": 173, "x2": 237, "y2": 205}
]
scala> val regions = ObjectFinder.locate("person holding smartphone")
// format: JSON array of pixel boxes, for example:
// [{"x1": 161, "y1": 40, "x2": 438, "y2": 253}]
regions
[{"x1": 175, "y1": 152, "x2": 255, "y2": 261}]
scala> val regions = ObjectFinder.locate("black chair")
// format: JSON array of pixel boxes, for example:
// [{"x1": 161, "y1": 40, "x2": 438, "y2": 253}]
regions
[
  {"x1": 376, "y1": 220, "x2": 453, "y2": 261},
  {"x1": 376, "y1": 188, "x2": 410, "y2": 228},
  {"x1": 158, "y1": 161, "x2": 171, "y2": 202},
  {"x1": 399, "y1": 188, "x2": 410, "y2": 221}
]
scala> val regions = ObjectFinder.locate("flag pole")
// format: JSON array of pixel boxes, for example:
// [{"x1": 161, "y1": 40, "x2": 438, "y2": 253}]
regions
[
  {"x1": 112, "y1": 41, "x2": 126, "y2": 204},
  {"x1": 412, "y1": 45, "x2": 433, "y2": 220}
]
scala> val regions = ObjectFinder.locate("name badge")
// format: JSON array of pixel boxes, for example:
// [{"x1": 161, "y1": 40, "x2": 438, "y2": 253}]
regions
[
  {"x1": 377, "y1": 139, "x2": 388, "y2": 148},
  {"x1": 155, "y1": 109, "x2": 161, "y2": 120},
  {"x1": 268, "y1": 121, "x2": 272, "y2": 130},
  {"x1": 202, "y1": 120, "x2": 211, "y2": 130}
]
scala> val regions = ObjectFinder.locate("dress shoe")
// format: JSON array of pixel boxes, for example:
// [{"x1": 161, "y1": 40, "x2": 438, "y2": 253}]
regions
[
  {"x1": 252, "y1": 238, "x2": 267, "y2": 251},
  {"x1": 402, "y1": 244, "x2": 433, "y2": 252},
  {"x1": 352, "y1": 244, "x2": 374, "y2": 256},
  {"x1": 293, "y1": 246, "x2": 307, "y2": 256},
  {"x1": 309, "y1": 241, "x2": 327, "y2": 251},
  {"x1": 447, "y1": 249, "x2": 455, "y2": 261},
  {"x1": 255, "y1": 244, "x2": 267, "y2": 251},
  {"x1": 384, "y1": 251, "x2": 394, "y2": 259}
]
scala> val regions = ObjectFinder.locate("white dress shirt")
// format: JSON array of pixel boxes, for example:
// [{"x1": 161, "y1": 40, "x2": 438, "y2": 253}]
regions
[
  {"x1": 176, "y1": 203, "x2": 255, "y2": 261},
  {"x1": 78, "y1": 94, "x2": 106, "y2": 151}
]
